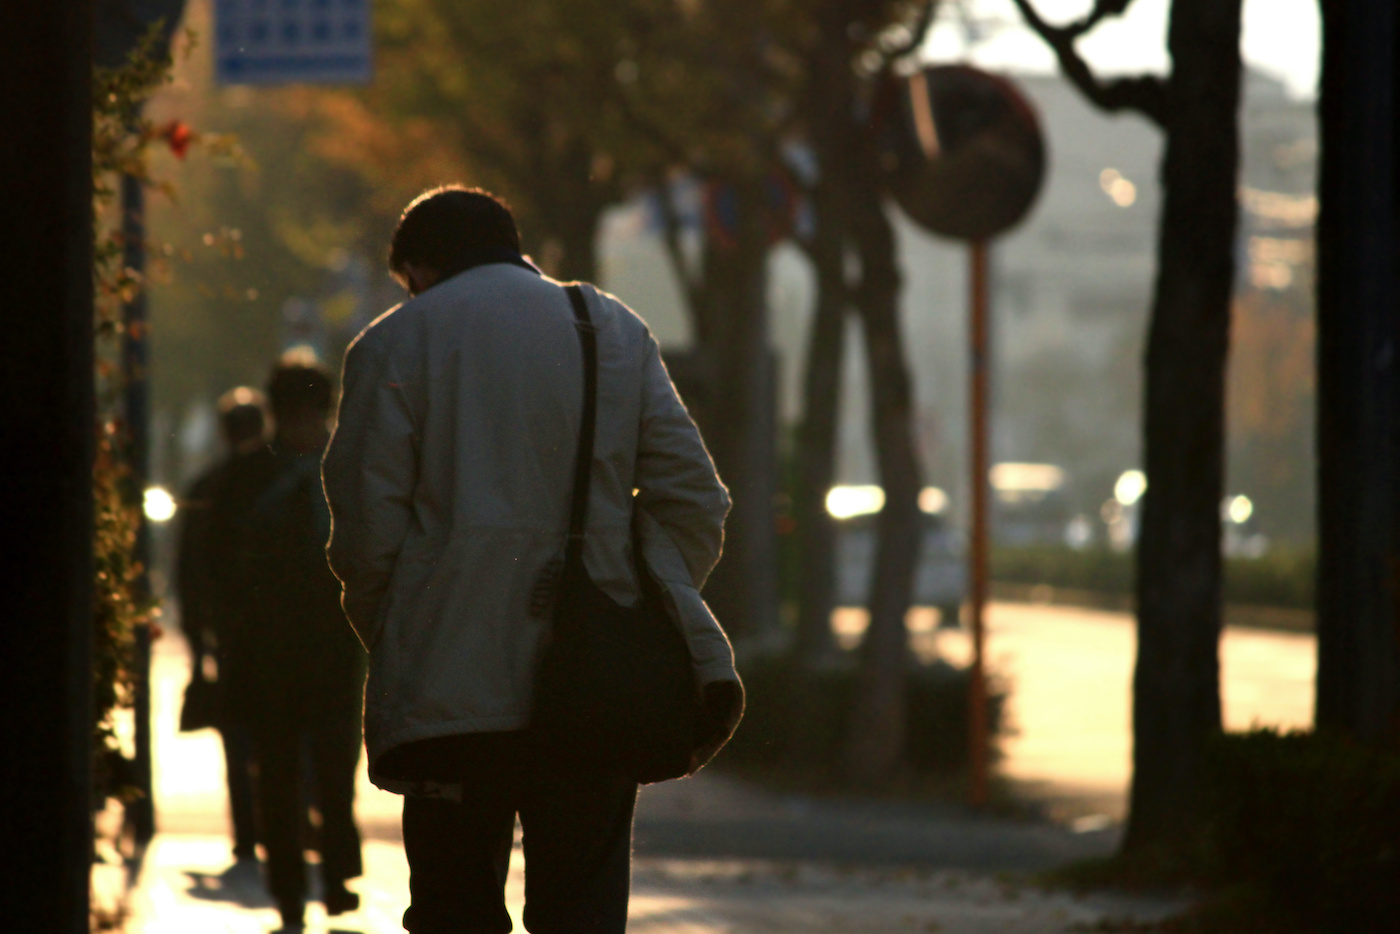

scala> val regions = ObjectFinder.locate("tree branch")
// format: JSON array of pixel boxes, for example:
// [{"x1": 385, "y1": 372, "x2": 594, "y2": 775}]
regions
[
  {"x1": 653, "y1": 173, "x2": 704, "y2": 329},
  {"x1": 884, "y1": 0, "x2": 940, "y2": 61},
  {"x1": 1010, "y1": 0, "x2": 1169, "y2": 127},
  {"x1": 1061, "y1": 0, "x2": 1136, "y2": 41}
]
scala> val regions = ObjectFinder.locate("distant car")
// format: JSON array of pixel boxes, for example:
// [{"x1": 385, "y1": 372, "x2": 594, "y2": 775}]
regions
[
  {"x1": 990, "y1": 462, "x2": 1073, "y2": 547},
  {"x1": 832, "y1": 506, "x2": 967, "y2": 627}
]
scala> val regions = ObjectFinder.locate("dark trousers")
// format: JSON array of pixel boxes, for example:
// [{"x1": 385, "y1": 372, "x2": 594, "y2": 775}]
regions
[
  {"x1": 397, "y1": 732, "x2": 637, "y2": 934},
  {"x1": 219, "y1": 721, "x2": 258, "y2": 859},
  {"x1": 252, "y1": 706, "x2": 363, "y2": 913}
]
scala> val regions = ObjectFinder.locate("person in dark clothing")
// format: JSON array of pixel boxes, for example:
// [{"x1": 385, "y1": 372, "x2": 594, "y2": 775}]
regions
[
  {"x1": 175, "y1": 386, "x2": 267, "y2": 865},
  {"x1": 211, "y1": 355, "x2": 367, "y2": 930}
]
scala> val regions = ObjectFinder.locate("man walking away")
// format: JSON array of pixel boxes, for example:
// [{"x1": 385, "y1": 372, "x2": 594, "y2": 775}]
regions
[
  {"x1": 323, "y1": 186, "x2": 743, "y2": 933},
  {"x1": 175, "y1": 386, "x2": 266, "y2": 868},
  {"x1": 212, "y1": 357, "x2": 367, "y2": 929}
]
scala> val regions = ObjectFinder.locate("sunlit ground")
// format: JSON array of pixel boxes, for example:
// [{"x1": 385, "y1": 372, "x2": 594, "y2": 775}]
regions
[
  {"x1": 134, "y1": 604, "x2": 1270, "y2": 931},
  {"x1": 835, "y1": 602, "x2": 1314, "y2": 817},
  {"x1": 156, "y1": 602, "x2": 1314, "y2": 830}
]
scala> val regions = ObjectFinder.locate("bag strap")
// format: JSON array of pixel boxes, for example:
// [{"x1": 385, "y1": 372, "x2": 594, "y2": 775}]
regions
[{"x1": 564, "y1": 284, "x2": 597, "y2": 571}]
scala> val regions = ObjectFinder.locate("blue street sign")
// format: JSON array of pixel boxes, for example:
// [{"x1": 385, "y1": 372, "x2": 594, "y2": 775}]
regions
[{"x1": 215, "y1": 0, "x2": 371, "y2": 86}]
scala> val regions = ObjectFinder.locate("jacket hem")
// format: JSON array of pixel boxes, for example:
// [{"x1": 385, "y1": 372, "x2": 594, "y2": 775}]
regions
[{"x1": 367, "y1": 712, "x2": 530, "y2": 795}]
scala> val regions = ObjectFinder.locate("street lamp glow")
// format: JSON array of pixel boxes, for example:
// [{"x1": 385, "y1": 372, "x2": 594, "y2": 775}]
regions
[
  {"x1": 918, "y1": 486, "x2": 949, "y2": 515},
  {"x1": 1227, "y1": 494, "x2": 1254, "y2": 525},
  {"x1": 990, "y1": 462, "x2": 1065, "y2": 494},
  {"x1": 1100, "y1": 168, "x2": 1137, "y2": 207},
  {"x1": 1114, "y1": 470, "x2": 1147, "y2": 507},
  {"x1": 143, "y1": 486, "x2": 177, "y2": 523},
  {"x1": 825, "y1": 485, "x2": 885, "y2": 520}
]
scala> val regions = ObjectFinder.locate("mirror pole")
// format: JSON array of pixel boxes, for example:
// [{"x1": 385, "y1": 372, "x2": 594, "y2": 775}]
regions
[{"x1": 968, "y1": 238, "x2": 991, "y2": 808}]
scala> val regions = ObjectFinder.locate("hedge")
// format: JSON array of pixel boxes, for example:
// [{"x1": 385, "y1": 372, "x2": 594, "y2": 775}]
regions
[
  {"x1": 1202, "y1": 730, "x2": 1400, "y2": 933},
  {"x1": 991, "y1": 546, "x2": 1315, "y2": 611},
  {"x1": 717, "y1": 652, "x2": 1007, "y2": 787}
]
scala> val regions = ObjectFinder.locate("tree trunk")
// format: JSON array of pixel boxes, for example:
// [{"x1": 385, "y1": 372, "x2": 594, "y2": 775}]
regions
[
  {"x1": 843, "y1": 162, "x2": 923, "y2": 785},
  {"x1": 0, "y1": 1, "x2": 95, "y2": 929},
  {"x1": 699, "y1": 178, "x2": 781, "y2": 642},
  {"x1": 550, "y1": 201, "x2": 602, "y2": 284},
  {"x1": 1314, "y1": 0, "x2": 1400, "y2": 743},
  {"x1": 794, "y1": 8, "x2": 855, "y2": 664},
  {"x1": 531, "y1": 134, "x2": 610, "y2": 283},
  {"x1": 794, "y1": 231, "x2": 847, "y2": 663},
  {"x1": 1124, "y1": 0, "x2": 1242, "y2": 852}
]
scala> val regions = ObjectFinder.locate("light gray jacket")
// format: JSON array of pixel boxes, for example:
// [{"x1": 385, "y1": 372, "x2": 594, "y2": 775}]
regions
[{"x1": 322, "y1": 262, "x2": 737, "y2": 793}]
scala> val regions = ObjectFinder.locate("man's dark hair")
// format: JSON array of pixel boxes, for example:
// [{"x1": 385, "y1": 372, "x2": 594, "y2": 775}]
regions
[
  {"x1": 389, "y1": 185, "x2": 521, "y2": 281},
  {"x1": 217, "y1": 386, "x2": 266, "y2": 445},
  {"x1": 267, "y1": 353, "x2": 333, "y2": 419}
]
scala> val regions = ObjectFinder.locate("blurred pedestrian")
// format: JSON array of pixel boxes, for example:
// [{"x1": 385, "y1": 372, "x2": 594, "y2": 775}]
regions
[
  {"x1": 175, "y1": 387, "x2": 266, "y2": 867},
  {"x1": 211, "y1": 355, "x2": 367, "y2": 929},
  {"x1": 323, "y1": 186, "x2": 743, "y2": 934}
]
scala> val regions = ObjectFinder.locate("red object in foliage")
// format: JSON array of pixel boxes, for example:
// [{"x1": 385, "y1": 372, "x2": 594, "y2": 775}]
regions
[{"x1": 161, "y1": 121, "x2": 194, "y2": 159}]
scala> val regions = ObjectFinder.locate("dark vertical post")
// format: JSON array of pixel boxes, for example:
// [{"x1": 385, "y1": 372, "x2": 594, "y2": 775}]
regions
[
  {"x1": 122, "y1": 173, "x2": 157, "y2": 841},
  {"x1": 0, "y1": 2, "x2": 96, "y2": 930},
  {"x1": 700, "y1": 179, "x2": 779, "y2": 642},
  {"x1": 842, "y1": 152, "x2": 922, "y2": 784},
  {"x1": 968, "y1": 240, "x2": 991, "y2": 808},
  {"x1": 1124, "y1": 0, "x2": 1241, "y2": 852},
  {"x1": 793, "y1": 5, "x2": 854, "y2": 665},
  {"x1": 1315, "y1": 0, "x2": 1400, "y2": 741}
]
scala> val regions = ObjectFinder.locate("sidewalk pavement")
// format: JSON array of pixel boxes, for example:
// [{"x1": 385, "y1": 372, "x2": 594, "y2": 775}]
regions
[
  {"x1": 129, "y1": 631, "x2": 1191, "y2": 933},
  {"x1": 130, "y1": 834, "x2": 1188, "y2": 934}
]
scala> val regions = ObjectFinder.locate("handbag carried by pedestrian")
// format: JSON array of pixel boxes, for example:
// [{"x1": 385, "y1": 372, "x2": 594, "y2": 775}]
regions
[
  {"x1": 530, "y1": 284, "x2": 706, "y2": 784},
  {"x1": 179, "y1": 667, "x2": 220, "y2": 732}
]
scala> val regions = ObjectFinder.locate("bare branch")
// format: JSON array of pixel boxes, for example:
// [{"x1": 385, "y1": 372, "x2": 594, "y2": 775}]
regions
[
  {"x1": 768, "y1": 148, "x2": 813, "y2": 200},
  {"x1": 1010, "y1": 0, "x2": 1168, "y2": 127},
  {"x1": 1065, "y1": 0, "x2": 1136, "y2": 41},
  {"x1": 884, "y1": 0, "x2": 940, "y2": 61},
  {"x1": 653, "y1": 174, "x2": 704, "y2": 328}
]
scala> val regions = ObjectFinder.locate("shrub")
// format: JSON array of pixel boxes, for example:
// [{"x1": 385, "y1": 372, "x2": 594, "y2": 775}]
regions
[
  {"x1": 718, "y1": 652, "x2": 1006, "y2": 788},
  {"x1": 1220, "y1": 549, "x2": 1314, "y2": 610},
  {"x1": 992, "y1": 545, "x2": 1133, "y2": 595},
  {"x1": 1201, "y1": 730, "x2": 1400, "y2": 933}
]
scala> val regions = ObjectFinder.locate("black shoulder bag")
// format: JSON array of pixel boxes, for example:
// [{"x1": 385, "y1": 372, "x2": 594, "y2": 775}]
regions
[{"x1": 529, "y1": 284, "x2": 705, "y2": 784}]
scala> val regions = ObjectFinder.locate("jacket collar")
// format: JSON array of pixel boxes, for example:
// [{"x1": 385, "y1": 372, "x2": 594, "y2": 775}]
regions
[{"x1": 445, "y1": 248, "x2": 541, "y2": 279}]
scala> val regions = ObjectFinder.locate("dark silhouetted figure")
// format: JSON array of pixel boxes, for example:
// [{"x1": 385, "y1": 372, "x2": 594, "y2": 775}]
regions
[
  {"x1": 324, "y1": 186, "x2": 740, "y2": 933},
  {"x1": 176, "y1": 387, "x2": 267, "y2": 865},
  {"x1": 212, "y1": 356, "x2": 367, "y2": 930}
]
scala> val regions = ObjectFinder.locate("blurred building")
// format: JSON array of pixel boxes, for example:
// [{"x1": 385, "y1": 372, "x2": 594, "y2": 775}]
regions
[{"x1": 597, "y1": 70, "x2": 1317, "y2": 546}]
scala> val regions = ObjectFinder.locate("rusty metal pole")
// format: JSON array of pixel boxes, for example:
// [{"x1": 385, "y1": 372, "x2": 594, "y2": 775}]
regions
[{"x1": 968, "y1": 239, "x2": 991, "y2": 807}]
